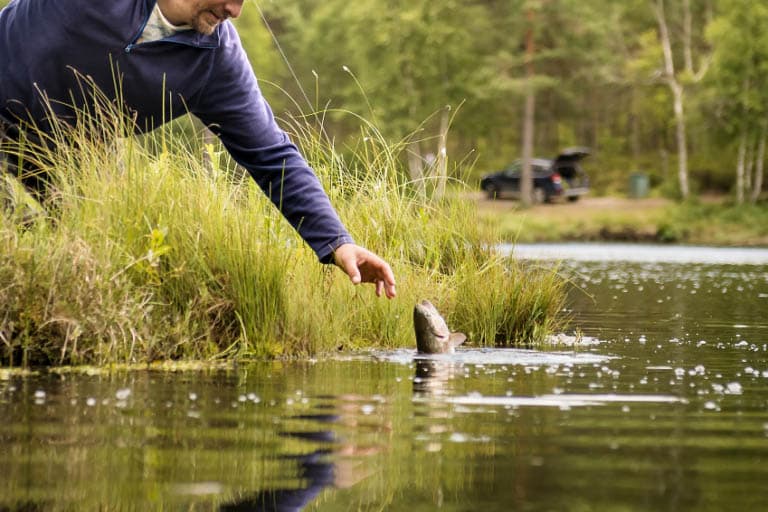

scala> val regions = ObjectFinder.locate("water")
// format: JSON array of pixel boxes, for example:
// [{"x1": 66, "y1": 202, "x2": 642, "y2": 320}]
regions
[
  {"x1": 503, "y1": 242, "x2": 768, "y2": 265},
  {"x1": 2, "y1": 243, "x2": 768, "y2": 511}
]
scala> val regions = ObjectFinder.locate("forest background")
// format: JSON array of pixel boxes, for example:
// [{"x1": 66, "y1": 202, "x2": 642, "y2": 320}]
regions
[
  {"x1": 2, "y1": 0, "x2": 767, "y2": 201},
  {"x1": 232, "y1": 0, "x2": 767, "y2": 202}
]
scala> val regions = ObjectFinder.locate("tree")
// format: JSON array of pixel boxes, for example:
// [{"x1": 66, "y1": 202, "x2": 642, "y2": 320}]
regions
[
  {"x1": 706, "y1": 0, "x2": 768, "y2": 203},
  {"x1": 262, "y1": 0, "x2": 494, "y2": 198},
  {"x1": 650, "y1": 0, "x2": 712, "y2": 199},
  {"x1": 479, "y1": 0, "x2": 626, "y2": 198},
  {"x1": 520, "y1": 4, "x2": 537, "y2": 206}
]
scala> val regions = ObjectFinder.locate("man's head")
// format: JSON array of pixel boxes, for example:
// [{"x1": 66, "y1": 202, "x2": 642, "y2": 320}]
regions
[{"x1": 158, "y1": 0, "x2": 244, "y2": 35}]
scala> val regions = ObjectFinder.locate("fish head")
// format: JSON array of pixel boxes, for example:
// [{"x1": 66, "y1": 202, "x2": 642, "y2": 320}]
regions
[
  {"x1": 414, "y1": 300, "x2": 450, "y2": 337},
  {"x1": 413, "y1": 300, "x2": 465, "y2": 354}
]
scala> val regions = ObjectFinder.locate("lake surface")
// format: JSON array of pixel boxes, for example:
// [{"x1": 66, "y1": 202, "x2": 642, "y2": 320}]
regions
[{"x1": 2, "y1": 243, "x2": 768, "y2": 511}]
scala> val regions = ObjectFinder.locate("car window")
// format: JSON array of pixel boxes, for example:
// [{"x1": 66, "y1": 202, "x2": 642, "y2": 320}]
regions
[{"x1": 503, "y1": 161, "x2": 521, "y2": 176}]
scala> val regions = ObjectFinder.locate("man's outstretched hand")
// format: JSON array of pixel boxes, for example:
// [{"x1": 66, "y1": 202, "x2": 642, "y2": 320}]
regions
[{"x1": 333, "y1": 243, "x2": 397, "y2": 299}]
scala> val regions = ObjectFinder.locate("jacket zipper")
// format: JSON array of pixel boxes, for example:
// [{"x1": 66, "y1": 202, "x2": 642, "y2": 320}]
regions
[
  {"x1": 124, "y1": 0, "x2": 218, "y2": 53},
  {"x1": 124, "y1": 3, "x2": 153, "y2": 53}
]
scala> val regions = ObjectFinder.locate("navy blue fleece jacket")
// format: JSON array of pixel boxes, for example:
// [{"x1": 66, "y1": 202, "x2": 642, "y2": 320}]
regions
[{"x1": 0, "y1": 0, "x2": 353, "y2": 263}]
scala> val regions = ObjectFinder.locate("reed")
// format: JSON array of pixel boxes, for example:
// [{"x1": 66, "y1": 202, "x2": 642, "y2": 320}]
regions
[{"x1": 0, "y1": 101, "x2": 567, "y2": 366}]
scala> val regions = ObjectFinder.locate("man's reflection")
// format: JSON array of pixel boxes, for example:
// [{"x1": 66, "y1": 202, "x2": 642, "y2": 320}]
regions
[
  {"x1": 220, "y1": 430, "x2": 334, "y2": 512},
  {"x1": 221, "y1": 404, "x2": 384, "y2": 511}
]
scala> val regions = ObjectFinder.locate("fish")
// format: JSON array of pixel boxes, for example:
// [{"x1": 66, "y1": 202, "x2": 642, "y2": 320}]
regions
[{"x1": 413, "y1": 300, "x2": 466, "y2": 354}]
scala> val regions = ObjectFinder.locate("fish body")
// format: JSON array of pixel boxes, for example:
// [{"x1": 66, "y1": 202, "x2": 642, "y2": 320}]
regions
[{"x1": 413, "y1": 300, "x2": 466, "y2": 354}]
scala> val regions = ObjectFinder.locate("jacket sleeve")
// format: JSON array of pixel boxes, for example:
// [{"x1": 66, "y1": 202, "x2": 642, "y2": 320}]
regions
[{"x1": 191, "y1": 24, "x2": 353, "y2": 264}]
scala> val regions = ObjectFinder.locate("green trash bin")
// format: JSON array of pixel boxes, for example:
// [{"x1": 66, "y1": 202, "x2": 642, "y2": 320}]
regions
[{"x1": 629, "y1": 172, "x2": 649, "y2": 198}]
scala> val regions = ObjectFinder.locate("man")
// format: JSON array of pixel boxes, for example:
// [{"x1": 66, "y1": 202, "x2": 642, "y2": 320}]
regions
[{"x1": 0, "y1": 0, "x2": 396, "y2": 298}]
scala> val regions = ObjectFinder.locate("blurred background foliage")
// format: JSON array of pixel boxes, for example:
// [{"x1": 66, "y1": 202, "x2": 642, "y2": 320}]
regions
[
  {"x1": 234, "y1": 0, "x2": 768, "y2": 199},
  {"x1": 3, "y1": 0, "x2": 767, "y2": 199}
]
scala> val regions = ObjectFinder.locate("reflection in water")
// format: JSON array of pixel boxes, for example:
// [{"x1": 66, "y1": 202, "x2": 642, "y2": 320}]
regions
[
  {"x1": 222, "y1": 403, "x2": 384, "y2": 512},
  {"x1": 2, "y1": 252, "x2": 768, "y2": 511},
  {"x1": 221, "y1": 419, "x2": 336, "y2": 511},
  {"x1": 410, "y1": 360, "x2": 461, "y2": 508},
  {"x1": 412, "y1": 360, "x2": 458, "y2": 398}
]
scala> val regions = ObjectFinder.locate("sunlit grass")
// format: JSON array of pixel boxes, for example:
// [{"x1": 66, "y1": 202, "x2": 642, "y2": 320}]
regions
[
  {"x1": 0, "y1": 101, "x2": 567, "y2": 367},
  {"x1": 657, "y1": 200, "x2": 768, "y2": 245},
  {"x1": 477, "y1": 194, "x2": 768, "y2": 246},
  {"x1": 477, "y1": 198, "x2": 667, "y2": 243}
]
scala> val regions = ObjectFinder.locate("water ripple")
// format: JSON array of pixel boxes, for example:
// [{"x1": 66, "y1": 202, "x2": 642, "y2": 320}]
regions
[{"x1": 367, "y1": 348, "x2": 615, "y2": 366}]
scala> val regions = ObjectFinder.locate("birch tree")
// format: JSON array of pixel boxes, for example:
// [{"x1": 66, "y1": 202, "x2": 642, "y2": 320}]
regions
[
  {"x1": 651, "y1": 0, "x2": 711, "y2": 199},
  {"x1": 707, "y1": 0, "x2": 768, "y2": 203}
]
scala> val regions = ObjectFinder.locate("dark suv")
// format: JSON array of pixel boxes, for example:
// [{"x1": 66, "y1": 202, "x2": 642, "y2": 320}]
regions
[{"x1": 480, "y1": 147, "x2": 590, "y2": 202}]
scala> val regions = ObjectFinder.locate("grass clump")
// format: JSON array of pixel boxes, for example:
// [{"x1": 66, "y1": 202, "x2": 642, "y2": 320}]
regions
[{"x1": 0, "y1": 104, "x2": 567, "y2": 367}]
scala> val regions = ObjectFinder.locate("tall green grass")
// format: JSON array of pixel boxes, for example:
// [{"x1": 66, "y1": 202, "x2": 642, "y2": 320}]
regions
[{"x1": 0, "y1": 102, "x2": 566, "y2": 367}]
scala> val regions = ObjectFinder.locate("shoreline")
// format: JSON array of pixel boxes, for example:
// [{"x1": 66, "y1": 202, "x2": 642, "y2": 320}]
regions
[{"x1": 473, "y1": 193, "x2": 768, "y2": 247}]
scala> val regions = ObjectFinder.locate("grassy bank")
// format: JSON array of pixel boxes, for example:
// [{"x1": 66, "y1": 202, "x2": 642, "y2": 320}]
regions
[
  {"x1": 477, "y1": 195, "x2": 768, "y2": 246},
  {"x1": 0, "y1": 108, "x2": 567, "y2": 367},
  {"x1": 656, "y1": 201, "x2": 768, "y2": 245}
]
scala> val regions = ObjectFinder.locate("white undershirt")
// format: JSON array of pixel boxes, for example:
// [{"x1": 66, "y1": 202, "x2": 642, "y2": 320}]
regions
[{"x1": 136, "y1": 3, "x2": 192, "y2": 44}]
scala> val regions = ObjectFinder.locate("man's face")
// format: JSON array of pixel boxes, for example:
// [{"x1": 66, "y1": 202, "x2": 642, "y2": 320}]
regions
[{"x1": 186, "y1": 1, "x2": 244, "y2": 35}]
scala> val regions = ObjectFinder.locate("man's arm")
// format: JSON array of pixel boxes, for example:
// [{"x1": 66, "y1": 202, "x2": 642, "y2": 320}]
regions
[
  {"x1": 192, "y1": 26, "x2": 350, "y2": 263},
  {"x1": 191, "y1": 23, "x2": 395, "y2": 297},
  {"x1": 190, "y1": 22, "x2": 353, "y2": 263}
]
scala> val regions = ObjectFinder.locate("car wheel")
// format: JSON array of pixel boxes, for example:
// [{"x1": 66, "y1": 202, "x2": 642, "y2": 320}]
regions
[
  {"x1": 485, "y1": 185, "x2": 500, "y2": 200},
  {"x1": 532, "y1": 187, "x2": 546, "y2": 204}
]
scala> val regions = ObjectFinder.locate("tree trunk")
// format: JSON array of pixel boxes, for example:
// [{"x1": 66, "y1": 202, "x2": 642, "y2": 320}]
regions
[
  {"x1": 671, "y1": 83, "x2": 689, "y2": 199},
  {"x1": 736, "y1": 130, "x2": 746, "y2": 204},
  {"x1": 660, "y1": 147, "x2": 670, "y2": 181},
  {"x1": 521, "y1": 88, "x2": 535, "y2": 205},
  {"x1": 520, "y1": 7, "x2": 536, "y2": 206},
  {"x1": 653, "y1": 0, "x2": 690, "y2": 199},
  {"x1": 682, "y1": 0, "x2": 694, "y2": 74},
  {"x1": 745, "y1": 137, "x2": 754, "y2": 194},
  {"x1": 751, "y1": 123, "x2": 766, "y2": 203},
  {"x1": 630, "y1": 89, "x2": 641, "y2": 167}
]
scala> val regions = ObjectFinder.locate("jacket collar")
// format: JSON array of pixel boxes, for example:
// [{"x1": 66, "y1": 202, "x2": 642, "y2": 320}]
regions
[{"x1": 143, "y1": 0, "x2": 221, "y2": 49}]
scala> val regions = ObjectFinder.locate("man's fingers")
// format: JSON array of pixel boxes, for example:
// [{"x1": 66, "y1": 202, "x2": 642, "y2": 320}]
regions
[
  {"x1": 371, "y1": 261, "x2": 396, "y2": 298},
  {"x1": 333, "y1": 243, "x2": 396, "y2": 299},
  {"x1": 349, "y1": 266, "x2": 362, "y2": 284},
  {"x1": 337, "y1": 253, "x2": 361, "y2": 284}
]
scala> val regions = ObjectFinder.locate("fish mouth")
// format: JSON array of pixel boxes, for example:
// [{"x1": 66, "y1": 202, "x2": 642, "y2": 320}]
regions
[
  {"x1": 414, "y1": 299, "x2": 466, "y2": 353},
  {"x1": 415, "y1": 299, "x2": 441, "y2": 317}
]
